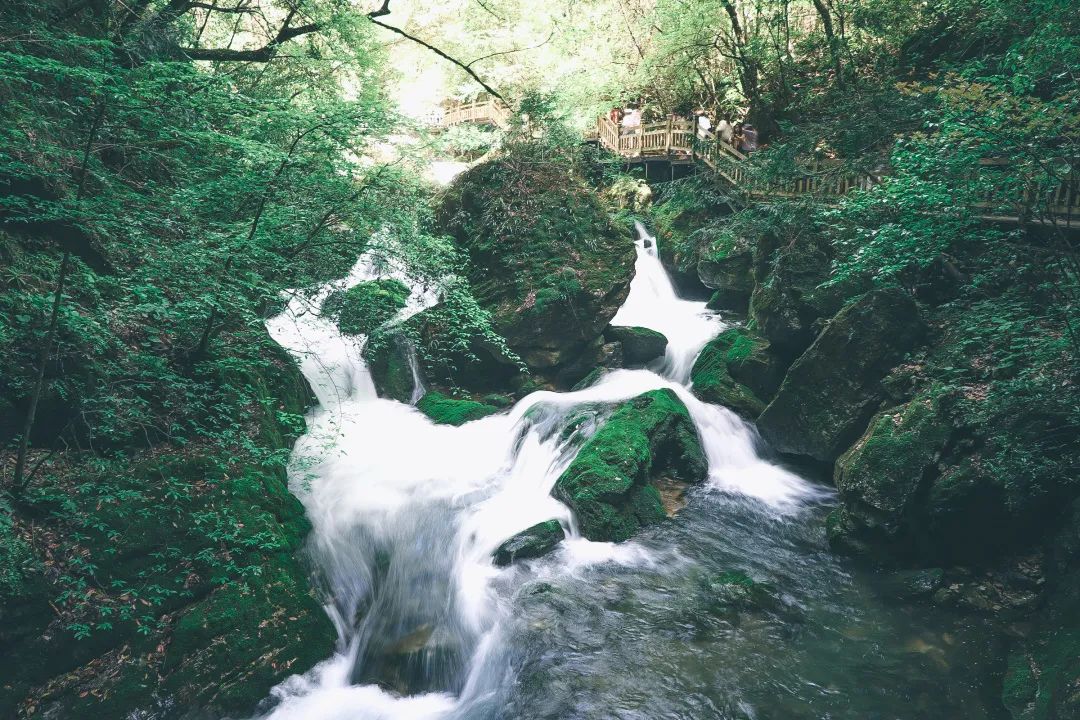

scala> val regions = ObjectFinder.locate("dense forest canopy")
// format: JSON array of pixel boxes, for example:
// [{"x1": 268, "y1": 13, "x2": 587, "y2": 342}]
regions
[{"x1": 1, "y1": 0, "x2": 1078, "y2": 718}]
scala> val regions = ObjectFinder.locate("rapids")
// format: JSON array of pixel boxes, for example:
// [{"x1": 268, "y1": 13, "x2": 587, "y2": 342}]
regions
[{"x1": 262, "y1": 225, "x2": 1002, "y2": 719}]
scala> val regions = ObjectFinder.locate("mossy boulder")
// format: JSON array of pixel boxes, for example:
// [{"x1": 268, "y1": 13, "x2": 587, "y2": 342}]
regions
[
  {"x1": 417, "y1": 391, "x2": 501, "y2": 425},
  {"x1": 323, "y1": 279, "x2": 409, "y2": 336},
  {"x1": 699, "y1": 246, "x2": 754, "y2": 312},
  {"x1": 605, "y1": 325, "x2": 668, "y2": 367},
  {"x1": 493, "y1": 520, "x2": 566, "y2": 566},
  {"x1": 552, "y1": 389, "x2": 707, "y2": 541},
  {"x1": 827, "y1": 392, "x2": 952, "y2": 559},
  {"x1": 748, "y1": 231, "x2": 833, "y2": 358},
  {"x1": 690, "y1": 327, "x2": 783, "y2": 418},
  {"x1": 437, "y1": 153, "x2": 635, "y2": 377},
  {"x1": 364, "y1": 332, "x2": 421, "y2": 403},
  {"x1": 364, "y1": 303, "x2": 521, "y2": 402},
  {"x1": 757, "y1": 287, "x2": 926, "y2": 462}
]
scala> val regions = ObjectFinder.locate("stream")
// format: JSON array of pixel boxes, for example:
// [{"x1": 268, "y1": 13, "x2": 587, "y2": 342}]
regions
[{"x1": 263, "y1": 224, "x2": 1003, "y2": 720}]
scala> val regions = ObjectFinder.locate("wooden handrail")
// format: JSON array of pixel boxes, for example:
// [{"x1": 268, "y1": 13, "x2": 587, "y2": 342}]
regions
[
  {"x1": 592, "y1": 113, "x2": 1080, "y2": 220},
  {"x1": 438, "y1": 99, "x2": 511, "y2": 130}
]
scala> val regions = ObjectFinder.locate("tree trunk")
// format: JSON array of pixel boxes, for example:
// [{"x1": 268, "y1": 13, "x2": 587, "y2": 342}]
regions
[{"x1": 12, "y1": 252, "x2": 71, "y2": 491}]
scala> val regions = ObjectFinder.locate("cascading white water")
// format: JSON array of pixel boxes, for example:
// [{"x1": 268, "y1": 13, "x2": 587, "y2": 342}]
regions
[
  {"x1": 609, "y1": 221, "x2": 725, "y2": 383},
  {"x1": 260, "y1": 227, "x2": 825, "y2": 720}
]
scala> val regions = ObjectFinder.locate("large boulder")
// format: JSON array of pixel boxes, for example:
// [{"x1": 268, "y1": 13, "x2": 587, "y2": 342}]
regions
[
  {"x1": 748, "y1": 231, "x2": 833, "y2": 358},
  {"x1": 757, "y1": 287, "x2": 926, "y2": 462},
  {"x1": 552, "y1": 389, "x2": 707, "y2": 541},
  {"x1": 493, "y1": 520, "x2": 566, "y2": 566},
  {"x1": 699, "y1": 246, "x2": 754, "y2": 312},
  {"x1": 364, "y1": 299, "x2": 522, "y2": 402},
  {"x1": 438, "y1": 153, "x2": 635, "y2": 378},
  {"x1": 826, "y1": 392, "x2": 952, "y2": 560},
  {"x1": 690, "y1": 327, "x2": 785, "y2": 418},
  {"x1": 605, "y1": 325, "x2": 668, "y2": 367},
  {"x1": 830, "y1": 382, "x2": 1078, "y2": 567}
]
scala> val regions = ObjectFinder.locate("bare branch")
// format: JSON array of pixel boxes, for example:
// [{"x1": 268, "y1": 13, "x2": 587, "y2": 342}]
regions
[
  {"x1": 466, "y1": 28, "x2": 555, "y2": 69},
  {"x1": 178, "y1": 7, "x2": 319, "y2": 63},
  {"x1": 366, "y1": 0, "x2": 504, "y2": 101}
]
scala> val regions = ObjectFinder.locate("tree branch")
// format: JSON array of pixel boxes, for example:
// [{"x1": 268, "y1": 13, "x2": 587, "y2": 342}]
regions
[
  {"x1": 178, "y1": 7, "x2": 319, "y2": 63},
  {"x1": 466, "y1": 28, "x2": 554, "y2": 69},
  {"x1": 366, "y1": 0, "x2": 504, "y2": 101}
]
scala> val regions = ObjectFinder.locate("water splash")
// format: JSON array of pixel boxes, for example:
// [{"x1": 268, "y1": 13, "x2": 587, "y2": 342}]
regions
[{"x1": 259, "y1": 230, "x2": 824, "y2": 719}]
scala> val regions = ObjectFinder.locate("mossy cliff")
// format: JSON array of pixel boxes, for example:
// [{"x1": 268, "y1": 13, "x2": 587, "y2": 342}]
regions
[
  {"x1": 437, "y1": 150, "x2": 635, "y2": 385},
  {"x1": 0, "y1": 341, "x2": 335, "y2": 719},
  {"x1": 552, "y1": 389, "x2": 707, "y2": 542}
]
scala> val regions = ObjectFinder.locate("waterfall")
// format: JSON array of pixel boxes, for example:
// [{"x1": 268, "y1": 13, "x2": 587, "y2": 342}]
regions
[
  {"x1": 609, "y1": 221, "x2": 725, "y2": 383},
  {"x1": 403, "y1": 339, "x2": 427, "y2": 405},
  {"x1": 260, "y1": 232, "x2": 825, "y2": 720}
]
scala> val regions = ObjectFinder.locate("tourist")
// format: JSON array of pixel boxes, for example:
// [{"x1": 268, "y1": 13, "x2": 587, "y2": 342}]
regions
[
  {"x1": 740, "y1": 123, "x2": 758, "y2": 153},
  {"x1": 695, "y1": 110, "x2": 712, "y2": 139},
  {"x1": 621, "y1": 106, "x2": 641, "y2": 135},
  {"x1": 715, "y1": 117, "x2": 735, "y2": 145}
]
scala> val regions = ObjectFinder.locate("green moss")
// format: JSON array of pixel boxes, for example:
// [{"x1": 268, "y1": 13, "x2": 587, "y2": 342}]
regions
[
  {"x1": 438, "y1": 150, "x2": 635, "y2": 372},
  {"x1": 829, "y1": 392, "x2": 951, "y2": 559},
  {"x1": 1002, "y1": 652, "x2": 1039, "y2": 718},
  {"x1": 553, "y1": 389, "x2": 707, "y2": 541},
  {"x1": 416, "y1": 391, "x2": 501, "y2": 426},
  {"x1": 325, "y1": 279, "x2": 409, "y2": 336},
  {"x1": 757, "y1": 287, "x2": 926, "y2": 462},
  {"x1": 690, "y1": 333, "x2": 768, "y2": 419}
]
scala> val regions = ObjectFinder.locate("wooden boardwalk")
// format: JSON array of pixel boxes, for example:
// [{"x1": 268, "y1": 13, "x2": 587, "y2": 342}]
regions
[
  {"x1": 433, "y1": 100, "x2": 1080, "y2": 226},
  {"x1": 437, "y1": 98, "x2": 510, "y2": 130}
]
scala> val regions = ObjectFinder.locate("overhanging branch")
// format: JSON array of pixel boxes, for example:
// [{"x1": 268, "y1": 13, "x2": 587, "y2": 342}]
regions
[
  {"x1": 178, "y1": 7, "x2": 319, "y2": 62},
  {"x1": 366, "y1": 0, "x2": 504, "y2": 101}
]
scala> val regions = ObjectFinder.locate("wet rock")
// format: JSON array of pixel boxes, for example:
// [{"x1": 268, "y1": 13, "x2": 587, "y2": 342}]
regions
[
  {"x1": 690, "y1": 327, "x2": 783, "y2": 418},
  {"x1": 827, "y1": 392, "x2": 951, "y2": 558},
  {"x1": 698, "y1": 571, "x2": 798, "y2": 622},
  {"x1": 605, "y1": 325, "x2": 668, "y2": 367},
  {"x1": 493, "y1": 520, "x2": 566, "y2": 566},
  {"x1": 571, "y1": 366, "x2": 609, "y2": 391},
  {"x1": 552, "y1": 389, "x2": 707, "y2": 542},
  {"x1": 699, "y1": 249, "x2": 754, "y2": 312},
  {"x1": 880, "y1": 568, "x2": 946, "y2": 600},
  {"x1": 757, "y1": 287, "x2": 926, "y2": 462},
  {"x1": 364, "y1": 333, "x2": 421, "y2": 403}
]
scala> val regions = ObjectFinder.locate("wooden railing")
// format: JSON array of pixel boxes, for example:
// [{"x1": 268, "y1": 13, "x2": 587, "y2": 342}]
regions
[
  {"x1": 594, "y1": 114, "x2": 1080, "y2": 222},
  {"x1": 439, "y1": 99, "x2": 511, "y2": 130},
  {"x1": 597, "y1": 114, "x2": 874, "y2": 200}
]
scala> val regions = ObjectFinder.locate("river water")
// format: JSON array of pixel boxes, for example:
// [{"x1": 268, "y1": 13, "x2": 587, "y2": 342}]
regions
[{"x1": 263, "y1": 225, "x2": 1003, "y2": 720}]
